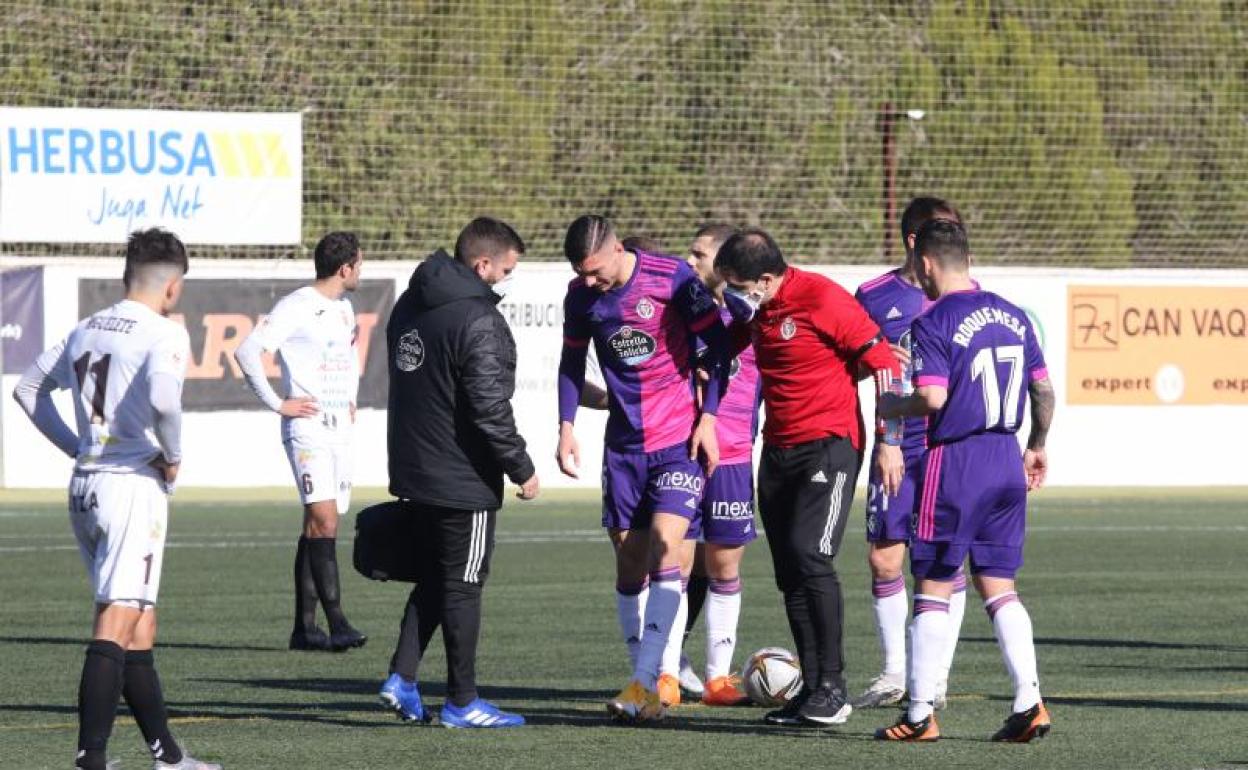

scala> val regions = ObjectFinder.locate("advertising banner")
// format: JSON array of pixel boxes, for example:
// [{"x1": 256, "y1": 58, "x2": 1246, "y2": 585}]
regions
[
  {"x1": 1067, "y1": 285, "x2": 1248, "y2": 405},
  {"x1": 0, "y1": 107, "x2": 301, "y2": 244},
  {"x1": 0, "y1": 265, "x2": 44, "y2": 373},
  {"x1": 78, "y1": 278, "x2": 393, "y2": 411}
]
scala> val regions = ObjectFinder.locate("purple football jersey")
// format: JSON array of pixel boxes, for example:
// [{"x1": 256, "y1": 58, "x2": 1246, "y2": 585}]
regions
[
  {"x1": 560, "y1": 251, "x2": 723, "y2": 452},
  {"x1": 855, "y1": 269, "x2": 930, "y2": 456},
  {"x1": 911, "y1": 289, "x2": 1047, "y2": 445}
]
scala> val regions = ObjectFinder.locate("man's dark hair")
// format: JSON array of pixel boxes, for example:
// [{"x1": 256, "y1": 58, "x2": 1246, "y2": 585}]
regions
[
  {"x1": 713, "y1": 228, "x2": 786, "y2": 281},
  {"x1": 314, "y1": 231, "x2": 360, "y2": 279},
  {"x1": 564, "y1": 214, "x2": 615, "y2": 265},
  {"x1": 914, "y1": 219, "x2": 970, "y2": 269},
  {"x1": 621, "y1": 235, "x2": 662, "y2": 254},
  {"x1": 454, "y1": 217, "x2": 525, "y2": 265},
  {"x1": 900, "y1": 196, "x2": 963, "y2": 241},
  {"x1": 693, "y1": 223, "x2": 738, "y2": 251},
  {"x1": 123, "y1": 228, "x2": 188, "y2": 289}
]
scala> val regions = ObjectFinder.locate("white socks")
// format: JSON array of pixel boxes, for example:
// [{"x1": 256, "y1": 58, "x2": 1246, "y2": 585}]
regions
[
  {"x1": 633, "y1": 567, "x2": 683, "y2": 689},
  {"x1": 615, "y1": 580, "x2": 648, "y2": 670},
  {"x1": 940, "y1": 571, "x2": 968, "y2": 682},
  {"x1": 660, "y1": 588, "x2": 688, "y2": 676},
  {"x1": 907, "y1": 594, "x2": 950, "y2": 723},
  {"x1": 871, "y1": 575, "x2": 908, "y2": 679},
  {"x1": 704, "y1": 577, "x2": 742, "y2": 680},
  {"x1": 986, "y1": 591, "x2": 1041, "y2": 713}
]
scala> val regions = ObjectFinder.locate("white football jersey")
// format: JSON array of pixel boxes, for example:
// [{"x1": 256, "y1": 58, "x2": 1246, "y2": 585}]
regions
[
  {"x1": 250, "y1": 286, "x2": 360, "y2": 442},
  {"x1": 38, "y1": 300, "x2": 190, "y2": 474}
]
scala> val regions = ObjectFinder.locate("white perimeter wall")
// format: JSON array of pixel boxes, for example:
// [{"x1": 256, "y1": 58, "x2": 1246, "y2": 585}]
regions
[{"x1": 3, "y1": 257, "x2": 1246, "y2": 489}]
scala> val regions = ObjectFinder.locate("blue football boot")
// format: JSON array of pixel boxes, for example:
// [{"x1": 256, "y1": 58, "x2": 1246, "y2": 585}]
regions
[
  {"x1": 378, "y1": 673, "x2": 430, "y2": 723},
  {"x1": 440, "y1": 698, "x2": 525, "y2": 728}
]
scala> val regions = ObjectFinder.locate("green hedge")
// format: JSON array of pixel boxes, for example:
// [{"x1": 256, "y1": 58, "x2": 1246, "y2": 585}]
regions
[{"x1": 1, "y1": 0, "x2": 1244, "y2": 266}]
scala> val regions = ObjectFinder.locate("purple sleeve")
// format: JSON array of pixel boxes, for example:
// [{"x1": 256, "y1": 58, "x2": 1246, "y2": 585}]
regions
[
  {"x1": 558, "y1": 290, "x2": 591, "y2": 424},
  {"x1": 911, "y1": 314, "x2": 949, "y2": 389},
  {"x1": 696, "y1": 318, "x2": 730, "y2": 416},
  {"x1": 672, "y1": 268, "x2": 729, "y2": 416},
  {"x1": 1025, "y1": 321, "x2": 1049, "y2": 383}
]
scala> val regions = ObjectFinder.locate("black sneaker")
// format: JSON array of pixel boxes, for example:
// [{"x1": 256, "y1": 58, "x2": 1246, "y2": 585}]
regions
[
  {"x1": 799, "y1": 681, "x2": 853, "y2": 725},
  {"x1": 329, "y1": 623, "x2": 368, "y2": 651},
  {"x1": 289, "y1": 626, "x2": 332, "y2": 651},
  {"x1": 764, "y1": 689, "x2": 810, "y2": 726},
  {"x1": 990, "y1": 701, "x2": 1051, "y2": 743}
]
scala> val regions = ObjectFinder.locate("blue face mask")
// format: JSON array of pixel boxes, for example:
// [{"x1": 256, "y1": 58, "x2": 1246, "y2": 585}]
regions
[{"x1": 723, "y1": 284, "x2": 763, "y2": 322}]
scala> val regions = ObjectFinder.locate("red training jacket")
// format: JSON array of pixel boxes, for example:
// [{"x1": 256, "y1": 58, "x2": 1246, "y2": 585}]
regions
[{"x1": 746, "y1": 266, "x2": 900, "y2": 449}]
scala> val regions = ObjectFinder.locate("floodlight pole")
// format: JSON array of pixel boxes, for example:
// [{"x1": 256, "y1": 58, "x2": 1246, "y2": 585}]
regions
[{"x1": 880, "y1": 102, "x2": 899, "y2": 262}]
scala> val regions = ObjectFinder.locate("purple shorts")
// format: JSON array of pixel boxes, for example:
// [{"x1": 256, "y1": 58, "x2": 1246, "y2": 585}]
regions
[
  {"x1": 865, "y1": 444, "x2": 922, "y2": 543},
  {"x1": 602, "y1": 443, "x2": 704, "y2": 532},
  {"x1": 687, "y1": 461, "x2": 757, "y2": 546},
  {"x1": 910, "y1": 432, "x2": 1027, "y2": 581}
]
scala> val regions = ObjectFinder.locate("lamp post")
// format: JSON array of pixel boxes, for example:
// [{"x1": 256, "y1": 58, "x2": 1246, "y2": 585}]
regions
[{"x1": 878, "y1": 102, "x2": 925, "y2": 261}]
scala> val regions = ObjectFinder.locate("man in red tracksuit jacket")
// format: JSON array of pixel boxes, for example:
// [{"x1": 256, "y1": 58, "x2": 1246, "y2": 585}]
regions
[{"x1": 715, "y1": 228, "x2": 901, "y2": 728}]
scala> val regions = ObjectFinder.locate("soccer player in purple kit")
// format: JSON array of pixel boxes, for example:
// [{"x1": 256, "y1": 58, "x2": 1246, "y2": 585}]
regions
[
  {"x1": 556, "y1": 214, "x2": 731, "y2": 723},
  {"x1": 684, "y1": 223, "x2": 762, "y2": 706},
  {"x1": 874, "y1": 219, "x2": 1055, "y2": 743},
  {"x1": 853, "y1": 198, "x2": 969, "y2": 710}
]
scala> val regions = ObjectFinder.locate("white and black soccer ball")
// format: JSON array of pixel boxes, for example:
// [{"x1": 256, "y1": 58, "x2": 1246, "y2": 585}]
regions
[{"x1": 740, "y1": 646, "x2": 803, "y2": 707}]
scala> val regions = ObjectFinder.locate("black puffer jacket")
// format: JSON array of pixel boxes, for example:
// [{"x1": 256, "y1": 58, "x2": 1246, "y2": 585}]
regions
[{"x1": 386, "y1": 250, "x2": 534, "y2": 510}]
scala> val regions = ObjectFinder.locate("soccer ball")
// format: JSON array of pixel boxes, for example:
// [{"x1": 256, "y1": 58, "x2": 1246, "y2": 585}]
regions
[{"x1": 740, "y1": 647, "x2": 803, "y2": 707}]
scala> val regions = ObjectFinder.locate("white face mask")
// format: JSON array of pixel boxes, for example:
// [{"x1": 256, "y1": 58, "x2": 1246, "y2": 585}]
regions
[
  {"x1": 491, "y1": 273, "x2": 515, "y2": 299},
  {"x1": 723, "y1": 284, "x2": 763, "y2": 322}
]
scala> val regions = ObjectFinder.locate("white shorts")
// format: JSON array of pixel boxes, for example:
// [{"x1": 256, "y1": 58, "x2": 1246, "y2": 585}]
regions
[
  {"x1": 68, "y1": 470, "x2": 168, "y2": 609},
  {"x1": 284, "y1": 437, "x2": 353, "y2": 514}
]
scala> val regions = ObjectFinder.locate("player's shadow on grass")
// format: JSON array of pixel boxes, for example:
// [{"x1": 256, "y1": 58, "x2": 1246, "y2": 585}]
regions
[
  {"x1": 0, "y1": 701, "x2": 373, "y2": 730},
  {"x1": 0, "y1": 635, "x2": 283, "y2": 653},
  {"x1": 984, "y1": 694, "x2": 1248, "y2": 713},
  {"x1": 196, "y1": 677, "x2": 605, "y2": 704},
  {"x1": 1086, "y1": 663, "x2": 1248, "y2": 673},
  {"x1": 962, "y1": 635, "x2": 1248, "y2": 653}
]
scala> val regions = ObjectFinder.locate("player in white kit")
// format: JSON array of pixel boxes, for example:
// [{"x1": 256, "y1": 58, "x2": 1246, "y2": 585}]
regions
[
  {"x1": 12, "y1": 229, "x2": 220, "y2": 770},
  {"x1": 234, "y1": 231, "x2": 367, "y2": 651}
]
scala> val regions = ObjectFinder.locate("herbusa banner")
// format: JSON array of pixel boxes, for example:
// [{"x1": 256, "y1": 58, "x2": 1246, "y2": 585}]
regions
[
  {"x1": 0, "y1": 107, "x2": 301, "y2": 244},
  {"x1": 79, "y1": 278, "x2": 393, "y2": 412}
]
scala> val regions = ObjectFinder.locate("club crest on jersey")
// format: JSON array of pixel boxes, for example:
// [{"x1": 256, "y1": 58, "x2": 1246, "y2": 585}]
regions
[
  {"x1": 780, "y1": 317, "x2": 797, "y2": 340},
  {"x1": 635, "y1": 297, "x2": 655, "y2": 320},
  {"x1": 395, "y1": 329, "x2": 425, "y2": 372},
  {"x1": 608, "y1": 326, "x2": 657, "y2": 366},
  {"x1": 729, "y1": 355, "x2": 742, "y2": 379}
]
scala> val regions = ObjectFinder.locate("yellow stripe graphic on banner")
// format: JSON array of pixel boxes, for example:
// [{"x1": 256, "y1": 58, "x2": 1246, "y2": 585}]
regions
[{"x1": 209, "y1": 132, "x2": 293, "y2": 178}]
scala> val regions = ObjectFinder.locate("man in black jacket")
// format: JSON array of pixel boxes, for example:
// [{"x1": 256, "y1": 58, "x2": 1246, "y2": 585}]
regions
[{"x1": 379, "y1": 216, "x2": 539, "y2": 729}]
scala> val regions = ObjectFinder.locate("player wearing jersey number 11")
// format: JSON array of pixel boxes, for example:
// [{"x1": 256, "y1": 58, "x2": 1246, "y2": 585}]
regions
[{"x1": 12, "y1": 229, "x2": 221, "y2": 769}]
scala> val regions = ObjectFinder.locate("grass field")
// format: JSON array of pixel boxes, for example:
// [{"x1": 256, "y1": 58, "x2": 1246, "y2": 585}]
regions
[{"x1": 1, "y1": 487, "x2": 1246, "y2": 770}]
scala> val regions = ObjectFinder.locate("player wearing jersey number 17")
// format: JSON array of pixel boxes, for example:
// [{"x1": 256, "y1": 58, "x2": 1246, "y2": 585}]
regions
[
  {"x1": 234, "y1": 232, "x2": 367, "y2": 652},
  {"x1": 12, "y1": 229, "x2": 220, "y2": 769},
  {"x1": 874, "y1": 220, "x2": 1055, "y2": 743}
]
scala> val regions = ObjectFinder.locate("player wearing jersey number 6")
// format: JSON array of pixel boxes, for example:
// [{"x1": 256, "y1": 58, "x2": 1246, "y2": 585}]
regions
[
  {"x1": 234, "y1": 232, "x2": 367, "y2": 652},
  {"x1": 12, "y1": 229, "x2": 220, "y2": 769}
]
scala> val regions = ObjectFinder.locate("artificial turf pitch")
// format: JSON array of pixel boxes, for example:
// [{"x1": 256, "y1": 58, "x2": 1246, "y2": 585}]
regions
[{"x1": 1, "y1": 487, "x2": 1245, "y2": 769}]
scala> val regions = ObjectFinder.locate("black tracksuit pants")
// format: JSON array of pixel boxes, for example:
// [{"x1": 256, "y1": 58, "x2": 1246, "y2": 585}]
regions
[
  {"x1": 758, "y1": 435, "x2": 860, "y2": 690},
  {"x1": 388, "y1": 503, "x2": 497, "y2": 707}
]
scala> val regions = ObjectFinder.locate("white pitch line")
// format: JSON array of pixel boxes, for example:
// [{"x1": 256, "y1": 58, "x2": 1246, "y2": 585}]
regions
[{"x1": 0, "y1": 524, "x2": 1244, "y2": 554}]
